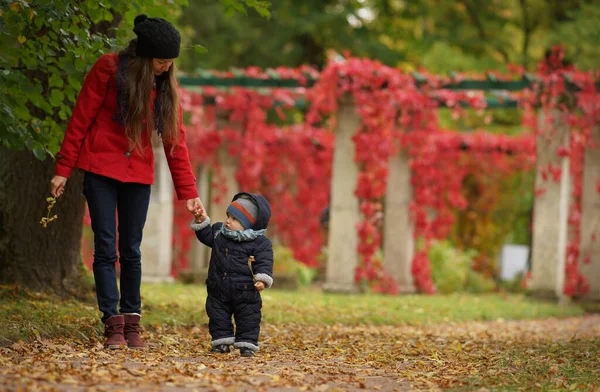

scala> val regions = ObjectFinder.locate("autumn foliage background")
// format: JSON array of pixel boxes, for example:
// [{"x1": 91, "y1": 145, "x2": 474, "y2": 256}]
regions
[
  {"x1": 1, "y1": 0, "x2": 598, "y2": 299},
  {"x1": 71, "y1": 48, "x2": 599, "y2": 298},
  {"x1": 2, "y1": 2, "x2": 600, "y2": 391}
]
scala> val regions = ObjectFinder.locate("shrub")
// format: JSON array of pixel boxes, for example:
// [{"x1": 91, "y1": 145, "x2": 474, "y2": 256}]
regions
[
  {"x1": 465, "y1": 269, "x2": 497, "y2": 293},
  {"x1": 499, "y1": 271, "x2": 530, "y2": 294},
  {"x1": 273, "y1": 245, "x2": 318, "y2": 287},
  {"x1": 428, "y1": 240, "x2": 477, "y2": 294}
]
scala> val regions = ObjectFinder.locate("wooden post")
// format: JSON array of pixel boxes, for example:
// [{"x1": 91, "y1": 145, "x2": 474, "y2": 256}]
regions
[
  {"x1": 324, "y1": 96, "x2": 361, "y2": 293},
  {"x1": 580, "y1": 126, "x2": 600, "y2": 300},
  {"x1": 141, "y1": 147, "x2": 174, "y2": 283},
  {"x1": 383, "y1": 147, "x2": 415, "y2": 293},
  {"x1": 530, "y1": 111, "x2": 570, "y2": 299}
]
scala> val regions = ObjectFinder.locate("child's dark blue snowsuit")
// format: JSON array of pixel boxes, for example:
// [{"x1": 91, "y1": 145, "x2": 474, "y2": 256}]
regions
[{"x1": 191, "y1": 192, "x2": 273, "y2": 353}]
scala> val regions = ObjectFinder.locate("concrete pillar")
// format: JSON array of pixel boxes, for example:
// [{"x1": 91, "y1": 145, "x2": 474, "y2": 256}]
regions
[
  {"x1": 383, "y1": 147, "x2": 415, "y2": 293},
  {"x1": 190, "y1": 165, "x2": 211, "y2": 273},
  {"x1": 182, "y1": 114, "x2": 240, "y2": 284},
  {"x1": 209, "y1": 114, "x2": 240, "y2": 221},
  {"x1": 324, "y1": 96, "x2": 361, "y2": 293},
  {"x1": 530, "y1": 111, "x2": 570, "y2": 299},
  {"x1": 580, "y1": 126, "x2": 600, "y2": 300},
  {"x1": 141, "y1": 147, "x2": 174, "y2": 283}
]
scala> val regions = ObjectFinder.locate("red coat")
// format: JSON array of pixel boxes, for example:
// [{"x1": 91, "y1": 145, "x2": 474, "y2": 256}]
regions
[{"x1": 54, "y1": 53, "x2": 198, "y2": 200}]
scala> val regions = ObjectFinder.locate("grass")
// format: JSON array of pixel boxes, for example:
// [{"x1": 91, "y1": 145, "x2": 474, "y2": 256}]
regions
[
  {"x1": 2, "y1": 283, "x2": 597, "y2": 390},
  {"x1": 0, "y1": 285, "x2": 99, "y2": 345},
  {"x1": 0, "y1": 282, "x2": 586, "y2": 345},
  {"x1": 457, "y1": 339, "x2": 600, "y2": 391},
  {"x1": 141, "y1": 282, "x2": 585, "y2": 326}
]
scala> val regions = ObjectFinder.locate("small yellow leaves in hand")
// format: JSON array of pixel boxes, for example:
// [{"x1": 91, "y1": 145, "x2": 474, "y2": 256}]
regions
[
  {"x1": 40, "y1": 196, "x2": 58, "y2": 228},
  {"x1": 248, "y1": 256, "x2": 256, "y2": 278}
]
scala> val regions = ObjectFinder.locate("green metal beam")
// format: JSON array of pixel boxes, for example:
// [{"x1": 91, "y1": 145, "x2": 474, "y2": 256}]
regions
[
  {"x1": 412, "y1": 72, "x2": 532, "y2": 91},
  {"x1": 180, "y1": 70, "x2": 599, "y2": 93},
  {"x1": 178, "y1": 76, "x2": 317, "y2": 88},
  {"x1": 444, "y1": 80, "x2": 531, "y2": 91},
  {"x1": 180, "y1": 74, "x2": 531, "y2": 90},
  {"x1": 463, "y1": 98, "x2": 518, "y2": 109},
  {"x1": 200, "y1": 95, "x2": 518, "y2": 109}
]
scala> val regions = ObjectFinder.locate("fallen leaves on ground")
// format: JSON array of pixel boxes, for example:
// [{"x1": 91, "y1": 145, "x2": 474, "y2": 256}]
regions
[{"x1": 1, "y1": 315, "x2": 599, "y2": 391}]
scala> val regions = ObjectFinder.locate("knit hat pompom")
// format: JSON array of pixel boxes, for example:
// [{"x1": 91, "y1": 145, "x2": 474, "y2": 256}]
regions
[
  {"x1": 132, "y1": 14, "x2": 181, "y2": 59},
  {"x1": 227, "y1": 197, "x2": 258, "y2": 230},
  {"x1": 134, "y1": 14, "x2": 148, "y2": 26}
]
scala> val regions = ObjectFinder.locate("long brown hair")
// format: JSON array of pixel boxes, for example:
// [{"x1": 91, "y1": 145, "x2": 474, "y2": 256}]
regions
[{"x1": 118, "y1": 39, "x2": 180, "y2": 151}]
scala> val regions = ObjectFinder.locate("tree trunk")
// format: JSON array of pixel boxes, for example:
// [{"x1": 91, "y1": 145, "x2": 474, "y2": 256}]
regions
[
  {"x1": 0, "y1": 10, "x2": 121, "y2": 297},
  {"x1": 0, "y1": 148, "x2": 89, "y2": 297}
]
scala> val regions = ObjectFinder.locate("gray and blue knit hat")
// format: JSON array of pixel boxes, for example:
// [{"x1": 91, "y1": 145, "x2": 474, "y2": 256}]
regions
[{"x1": 226, "y1": 197, "x2": 258, "y2": 230}]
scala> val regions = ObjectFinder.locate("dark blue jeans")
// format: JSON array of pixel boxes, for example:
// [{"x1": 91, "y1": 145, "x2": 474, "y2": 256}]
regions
[{"x1": 83, "y1": 171, "x2": 151, "y2": 324}]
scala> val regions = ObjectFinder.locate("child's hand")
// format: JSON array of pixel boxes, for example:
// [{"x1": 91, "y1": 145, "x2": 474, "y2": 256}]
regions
[
  {"x1": 194, "y1": 208, "x2": 208, "y2": 223},
  {"x1": 254, "y1": 281, "x2": 265, "y2": 291}
]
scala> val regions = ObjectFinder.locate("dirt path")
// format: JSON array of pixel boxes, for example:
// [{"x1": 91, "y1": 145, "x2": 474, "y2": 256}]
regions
[{"x1": 1, "y1": 315, "x2": 599, "y2": 391}]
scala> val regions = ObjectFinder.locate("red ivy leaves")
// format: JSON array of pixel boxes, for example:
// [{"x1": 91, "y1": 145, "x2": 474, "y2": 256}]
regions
[
  {"x1": 521, "y1": 45, "x2": 599, "y2": 297},
  {"x1": 179, "y1": 87, "x2": 333, "y2": 269},
  {"x1": 82, "y1": 48, "x2": 598, "y2": 298},
  {"x1": 306, "y1": 57, "x2": 539, "y2": 294}
]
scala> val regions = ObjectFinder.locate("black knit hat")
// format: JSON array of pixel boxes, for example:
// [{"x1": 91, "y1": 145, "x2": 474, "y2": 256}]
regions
[{"x1": 133, "y1": 14, "x2": 181, "y2": 59}]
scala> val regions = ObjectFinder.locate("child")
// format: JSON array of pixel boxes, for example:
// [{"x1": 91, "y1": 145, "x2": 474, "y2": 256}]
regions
[{"x1": 191, "y1": 192, "x2": 274, "y2": 357}]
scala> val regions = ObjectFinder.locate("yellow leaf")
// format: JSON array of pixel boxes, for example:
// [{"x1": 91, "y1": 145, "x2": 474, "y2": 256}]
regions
[
  {"x1": 29, "y1": 9, "x2": 34, "y2": 20},
  {"x1": 10, "y1": 2, "x2": 20, "y2": 12},
  {"x1": 17, "y1": 35, "x2": 26, "y2": 44}
]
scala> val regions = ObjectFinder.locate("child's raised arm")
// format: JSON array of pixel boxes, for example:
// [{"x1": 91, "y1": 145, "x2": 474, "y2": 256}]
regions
[{"x1": 190, "y1": 210, "x2": 218, "y2": 247}]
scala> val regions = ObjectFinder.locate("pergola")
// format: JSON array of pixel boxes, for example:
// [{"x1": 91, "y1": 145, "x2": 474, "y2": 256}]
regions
[{"x1": 139, "y1": 65, "x2": 599, "y2": 301}]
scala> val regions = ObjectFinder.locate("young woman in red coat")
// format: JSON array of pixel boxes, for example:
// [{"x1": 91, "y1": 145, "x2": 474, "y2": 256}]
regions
[{"x1": 49, "y1": 14, "x2": 204, "y2": 349}]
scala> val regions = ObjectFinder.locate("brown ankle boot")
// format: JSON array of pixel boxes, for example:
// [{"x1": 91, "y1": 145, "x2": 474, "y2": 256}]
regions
[
  {"x1": 104, "y1": 315, "x2": 126, "y2": 349},
  {"x1": 123, "y1": 314, "x2": 145, "y2": 349}
]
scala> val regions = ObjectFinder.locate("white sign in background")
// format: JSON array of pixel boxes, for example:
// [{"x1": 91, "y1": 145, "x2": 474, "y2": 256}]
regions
[{"x1": 500, "y1": 245, "x2": 530, "y2": 281}]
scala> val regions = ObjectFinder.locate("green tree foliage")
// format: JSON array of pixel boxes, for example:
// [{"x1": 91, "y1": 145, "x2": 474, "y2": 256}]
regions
[
  {"x1": 386, "y1": 0, "x2": 600, "y2": 72},
  {"x1": 549, "y1": 1, "x2": 600, "y2": 70},
  {"x1": 178, "y1": 0, "x2": 401, "y2": 71},
  {"x1": 0, "y1": 0, "x2": 269, "y2": 158},
  {"x1": 0, "y1": 0, "x2": 269, "y2": 295},
  {"x1": 1, "y1": 1, "x2": 111, "y2": 157},
  {"x1": 179, "y1": 0, "x2": 600, "y2": 72},
  {"x1": 359, "y1": 0, "x2": 600, "y2": 72},
  {"x1": 0, "y1": 0, "x2": 183, "y2": 156}
]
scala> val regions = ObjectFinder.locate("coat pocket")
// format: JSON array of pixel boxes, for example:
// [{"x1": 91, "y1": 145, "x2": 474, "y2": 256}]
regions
[
  {"x1": 87, "y1": 121, "x2": 105, "y2": 154},
  {"x1": 205, "y1": 279, "x2": 219, "y2": 296},
  {"x1": 235, "y1": 282, "x2": 260, "y2": 303}
]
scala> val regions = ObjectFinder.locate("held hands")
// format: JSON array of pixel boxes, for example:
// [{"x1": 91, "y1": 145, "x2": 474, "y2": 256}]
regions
[
  {"x1": 254, "y1": 281, "x2": 265, "y2": 291},
  {"x1": 186, "y1": 197, "x2": 206, "y2": 222},
  {"x1": 186, "y1": 197, "x2": 205, "y2": 214},
  {"x1": 50, "y1": 175, "x2": 68, "y2": 197},
  {"x1": 194, "y1": 208, "x2": 208, "y2": 223}
]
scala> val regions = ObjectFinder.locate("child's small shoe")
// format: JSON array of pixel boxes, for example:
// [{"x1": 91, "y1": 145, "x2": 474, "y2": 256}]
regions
[
  {"x1": 210, "y1": 344, "x2": 231, "y2": 353},
  {"x1": 240, "y1": 348, "x2": 255, "y2": 357}
]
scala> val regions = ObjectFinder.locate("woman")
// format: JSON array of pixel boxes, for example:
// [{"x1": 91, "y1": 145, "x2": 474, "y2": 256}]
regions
[{"x1": 50, "y1": 14, "x2": 204, "y2": 349}]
